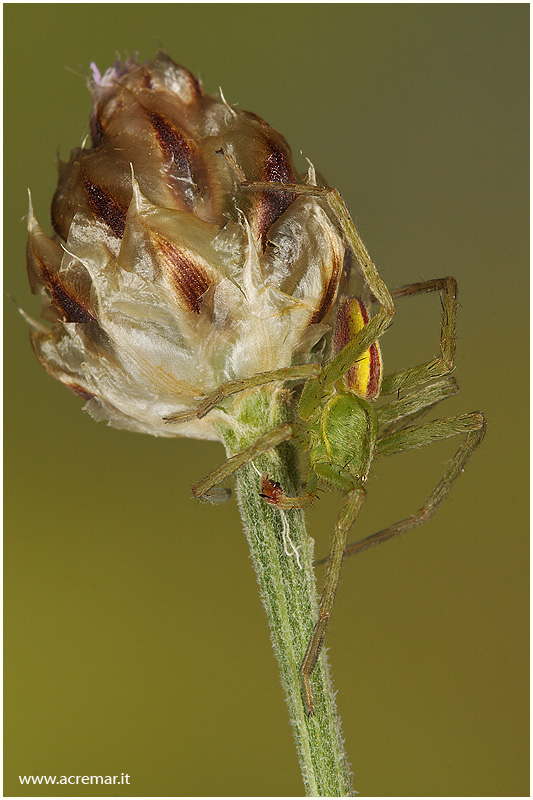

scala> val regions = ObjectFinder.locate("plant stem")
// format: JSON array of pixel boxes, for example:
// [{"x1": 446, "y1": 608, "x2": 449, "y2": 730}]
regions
[{"x1": 218, "y1": 388, "x2": 354, "y2": 797}]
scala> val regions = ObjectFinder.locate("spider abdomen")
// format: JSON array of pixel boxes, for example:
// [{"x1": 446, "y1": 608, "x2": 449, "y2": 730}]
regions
[{"x1": 333, "y1": 297, "x2": 383, "y2": 400}]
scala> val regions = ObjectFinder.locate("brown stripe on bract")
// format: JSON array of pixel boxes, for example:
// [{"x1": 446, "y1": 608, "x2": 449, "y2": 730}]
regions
[
  {"x1": 152, "y1": 233, "x2": 211, "y2": 313},
  {"x1": 149, "y1": 112, "x2": 195, "y2": 176},
  {"x1": 308, "y1": 248, "x2": 343, "y2": 326},
  {"x1": 177, "y1": 64, "x2": 203, "y2": 102},
  {"x1": 91, "y1": 113, "x2": 105, "y2": 146},
  {"x1": 66, "y1": 383, "x2": 95, "y2": 401},
  {"x1": 148, "y1": 112, "x2": 208, "y2": 205},
  {"x1": 141, "y1": 70, "x2": 154, "y2": 91},
  {"x1": 255, "y1": 138, "x2": 298, "y2": 249},
  {"x1": 341, "y1": 248, "x2": 354, "y2": 293},
  {"x1": 82, "y1": 173, "x2": 127, "y2": 238},
  {"x1": 37, "y1": 259, "x2": 95, "y2": 324},
  {"x1": 241, "y1": 109, "x2": 270, "y2": 128}
]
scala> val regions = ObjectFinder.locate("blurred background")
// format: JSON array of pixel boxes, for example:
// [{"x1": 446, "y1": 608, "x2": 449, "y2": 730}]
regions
[{"x1": 4, "y1": 5, "x2": 528, "y2": 797}]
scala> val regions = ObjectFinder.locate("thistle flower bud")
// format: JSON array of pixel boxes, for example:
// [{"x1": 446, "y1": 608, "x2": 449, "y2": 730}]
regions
[{"x1": 26, "y1": 52, "x2": 352, "y2": 440}]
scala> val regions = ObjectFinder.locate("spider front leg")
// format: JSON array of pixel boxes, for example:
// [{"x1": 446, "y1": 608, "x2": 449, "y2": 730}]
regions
[
  {"x1": 234, "y1": 168, "x2": 394, "y2": 329},
  {"x1": 300, "y1": 477, "x2": 366, "y2": 715},
  {"x1": 308, "y1": 189, "x2": 395, "y2": 395},
  {"x1": 164, "y1": 364, "x2": 321, "y2": 424},
  {"x1": 229, "y1": 155, "x2": 394, "y2": 317},
  {"x1": 191, "y1": 423, "x2": 295, "y2": 502},
  {"x1": 381, "y1": 277, "x2": 458, "y2": 396},
  {"x1": 220, "y1": 153, "x2": 395, "y2": 420},
  {"x1": 295, "y1": 192, "x2": 395, "y2": 417}
]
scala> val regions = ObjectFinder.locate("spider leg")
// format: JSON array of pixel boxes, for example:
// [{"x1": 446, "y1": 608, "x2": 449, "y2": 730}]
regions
[
  {"x1": 298, "y1": 189, "x2": 395, "y2": 417},
  {"x1": 164, "y1": 364, "x2": 321, "y2": 423},
  {"x1": 231, "y1": 168, "x2": 393, "y2": 322},
  {"x1": 381, "y1": 277, "x2": 458, "y2": 395},
  {"x1": 300, "y1": 469, "x2": 366, "y2": 715},
  {"x1": 377, "y1": 375, "x2": 459, "y2": 437},
  {"x1": 191, "y1": 423, "x2": 294, "y2": 501},
  {"x1": 315, "y1": 410, "x2": 486, "y2": 565},
  {"x1": 376, "y1": 410, "x2": 485, "y2": 457},
  {"x1": 218, "y1": 150, "x2": 395, "y2": 420}
]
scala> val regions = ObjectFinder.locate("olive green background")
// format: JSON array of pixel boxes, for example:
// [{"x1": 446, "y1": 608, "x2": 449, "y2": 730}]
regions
[{"x1": 4, "y1": 4, "x2": 528, "y2": 797}]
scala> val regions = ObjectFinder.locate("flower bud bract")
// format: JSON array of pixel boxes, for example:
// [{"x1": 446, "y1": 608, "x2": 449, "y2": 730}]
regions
[{"x1": 26, "y1": 53, "x2": 352, "y2": 440}]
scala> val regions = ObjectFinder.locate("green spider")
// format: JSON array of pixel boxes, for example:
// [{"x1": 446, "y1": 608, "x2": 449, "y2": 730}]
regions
[{"x1": 165, "y1": 181, "x2": 486, "y2": 715}]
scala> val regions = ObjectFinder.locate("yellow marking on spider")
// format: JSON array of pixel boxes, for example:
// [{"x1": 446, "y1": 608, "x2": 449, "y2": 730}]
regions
[{"x1": 343, "y1": 298, "x2": 372, "y2": 397}]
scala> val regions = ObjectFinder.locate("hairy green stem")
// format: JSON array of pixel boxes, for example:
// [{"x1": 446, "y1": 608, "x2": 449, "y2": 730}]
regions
[{"x1": 218, "y1": 388, "x2": 353, "y2": 796}]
